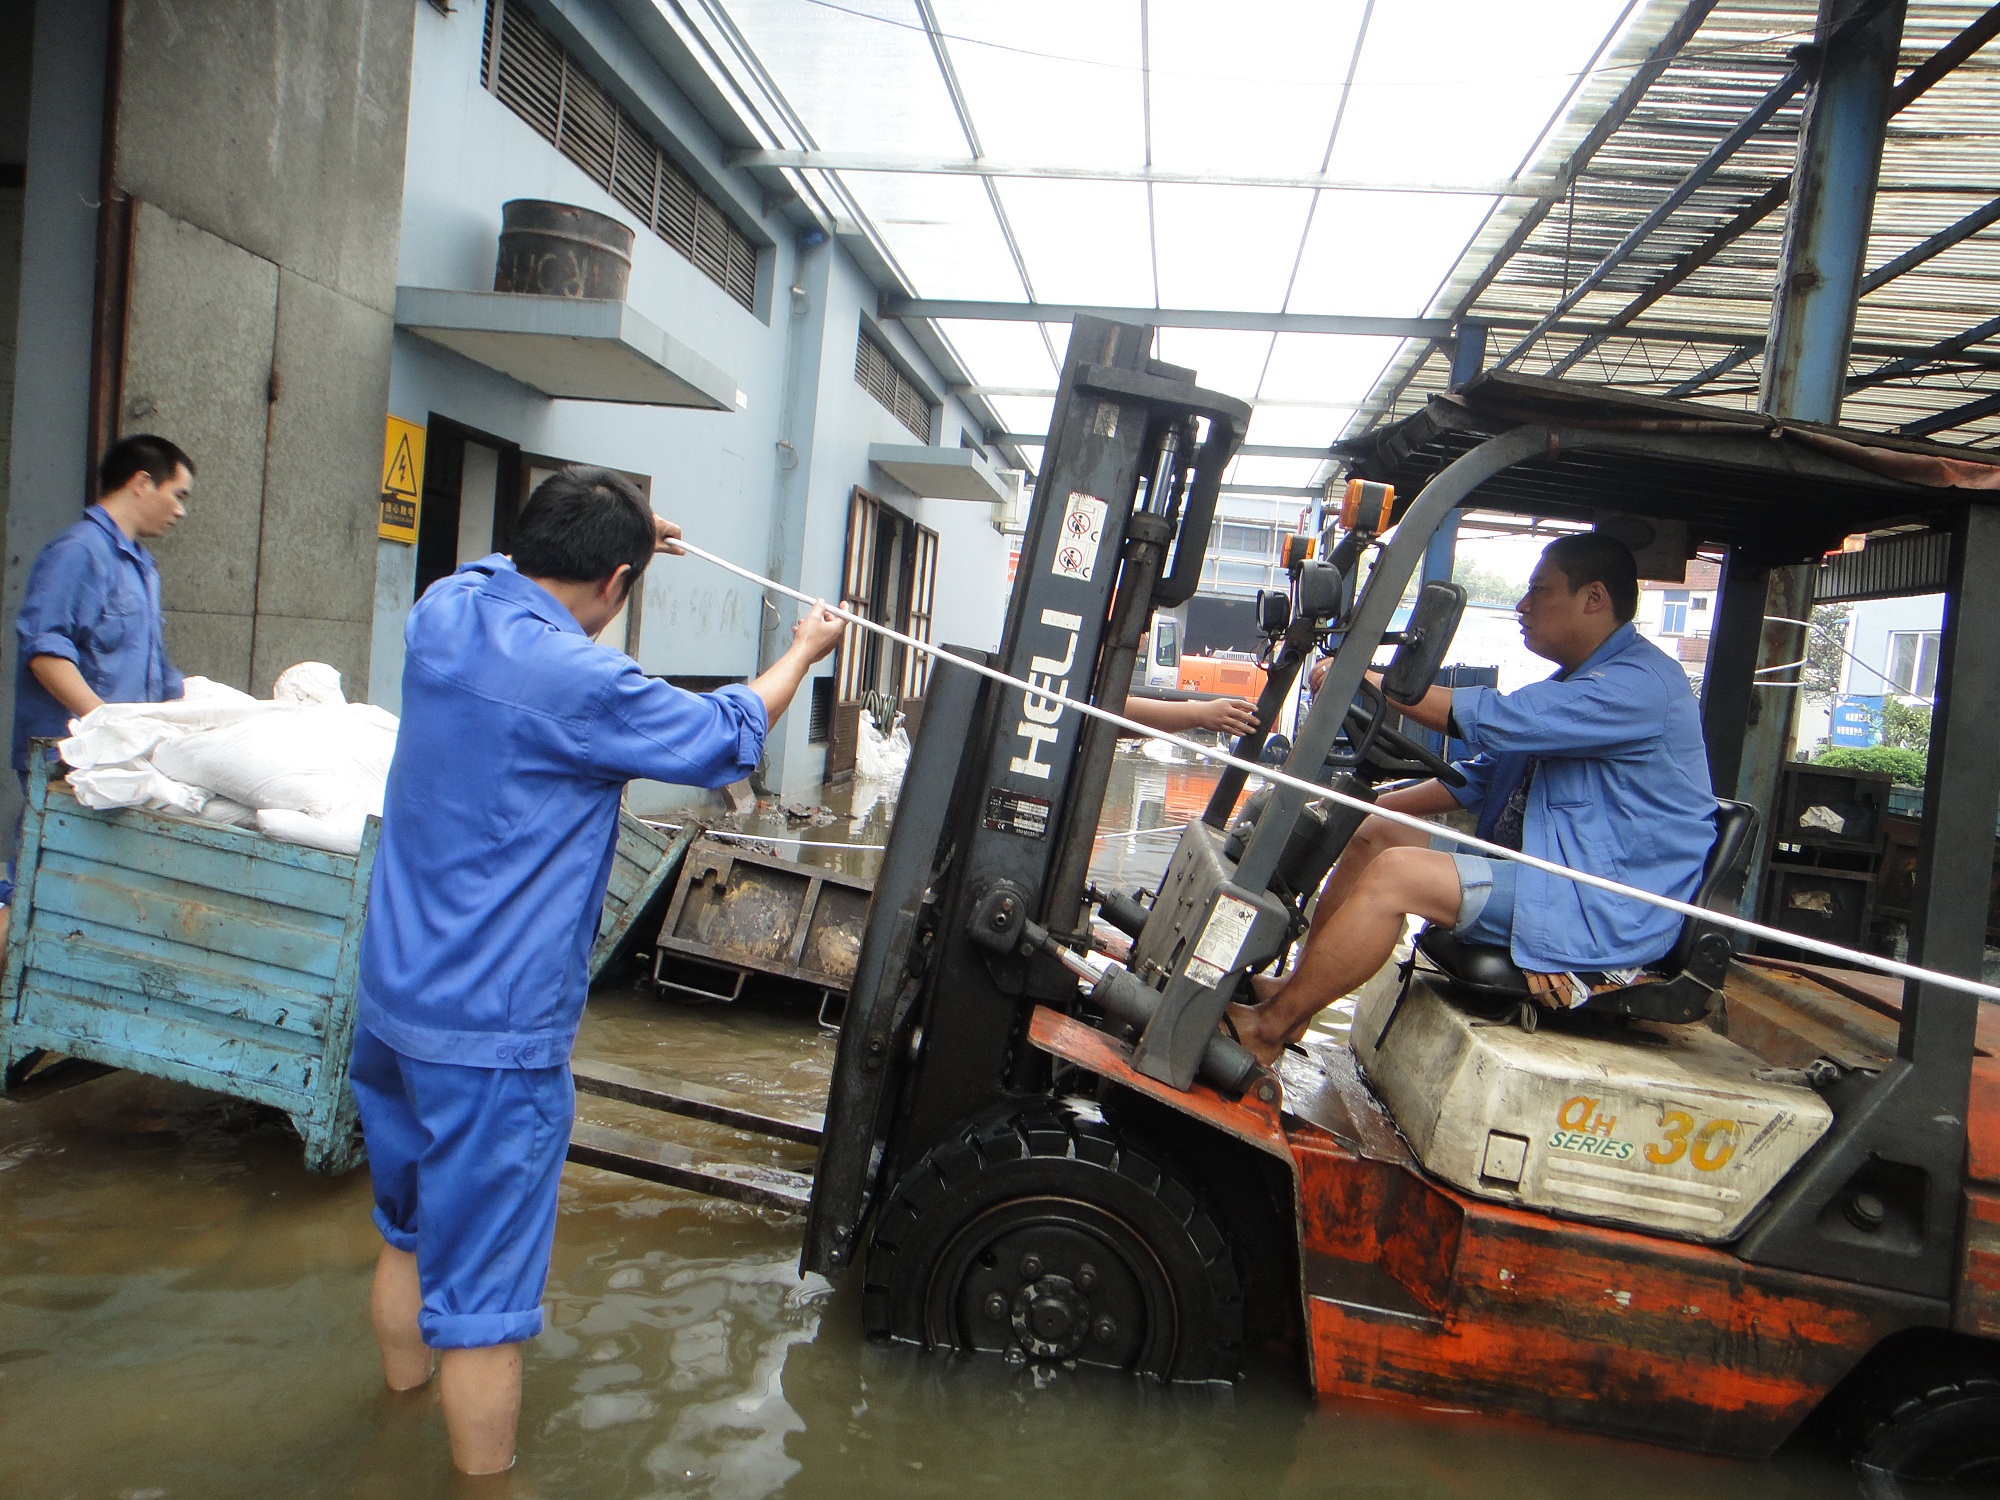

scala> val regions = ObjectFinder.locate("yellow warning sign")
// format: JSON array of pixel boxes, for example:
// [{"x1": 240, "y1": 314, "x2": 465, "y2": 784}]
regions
[{"x1": 378, "y1": 416, "x2": 427, "y2": 543}]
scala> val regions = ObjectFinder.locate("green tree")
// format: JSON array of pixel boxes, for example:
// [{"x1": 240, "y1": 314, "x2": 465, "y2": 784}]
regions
[
  {"x1": 1453, "y1": 559, "x2": 1524, "y2": 608},
  {"x1": 1881, "y1": 698, "x2": 1931, "y2": 757},
  {"x1": 1802, "y1": 603, "x2": 1852, "y2": 704}
]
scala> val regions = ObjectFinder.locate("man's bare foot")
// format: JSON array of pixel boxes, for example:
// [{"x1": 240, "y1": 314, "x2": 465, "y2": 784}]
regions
[
  {"x1": 1225, "y1": 1002, "x2": 1285, "y2": 1069},
  {"x1": 1248, "y1": 972, "x2": 1286, "y2": 1005}
]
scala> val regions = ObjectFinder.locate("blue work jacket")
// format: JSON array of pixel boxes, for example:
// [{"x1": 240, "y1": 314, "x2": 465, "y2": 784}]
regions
[
  {"x1": 12, "y1": 505, "x2": 183, "y2": 769},
  {"x1": 1448, "y1": 622, "x2": 1715, "y2": 972},
  {"x1": 357, "y1": 557, "x2": 767, "y2": 1068}
]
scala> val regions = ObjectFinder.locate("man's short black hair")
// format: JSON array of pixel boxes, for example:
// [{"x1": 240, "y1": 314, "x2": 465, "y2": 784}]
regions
[
  {"x1": 1543, "y1": 532, "x2": 1639, "y2": 622},
  {"x1": 99, "y1": 434, "x2": 195, "y2": 496},
  {"x1": 512, "y1": 466, "x2": 655, "y2": 598}
]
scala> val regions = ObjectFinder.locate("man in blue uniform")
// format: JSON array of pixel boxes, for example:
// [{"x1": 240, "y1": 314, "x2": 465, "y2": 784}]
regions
[
  {"x1": 1230, "y1": 533, "x2": 1716, "y2": 1064},
  {"x1": 349, "y1": 467, "x2": 844, "y2": 1473},
  {"x1": 4, "y1": 434, "x2": 192, "y2": 927}
]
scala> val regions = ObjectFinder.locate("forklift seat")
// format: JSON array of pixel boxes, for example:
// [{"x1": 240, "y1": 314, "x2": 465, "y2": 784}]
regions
[{"x1": 1414, "y1": 799, "x2": 1759, "y2": 1026}]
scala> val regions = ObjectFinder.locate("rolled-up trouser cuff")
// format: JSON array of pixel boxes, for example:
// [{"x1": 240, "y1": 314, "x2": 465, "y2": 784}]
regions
[{"x1": 420, "y1": 1306, "x2": 545, "y2": 1349}]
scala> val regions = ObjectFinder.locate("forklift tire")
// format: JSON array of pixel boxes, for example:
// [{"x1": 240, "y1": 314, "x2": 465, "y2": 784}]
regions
[
  {"x1": 862, "y1": 1100, "x2": 1243, "y2": 1382},
  {"x1": 1851, "y1": 1366, "x2": 2000, "y2": 1497}
]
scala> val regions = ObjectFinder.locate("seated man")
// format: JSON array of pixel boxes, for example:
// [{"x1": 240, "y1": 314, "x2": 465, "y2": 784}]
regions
[{"x1": 1228, "y1": 534, "x2": 1716, "y2": 1066}]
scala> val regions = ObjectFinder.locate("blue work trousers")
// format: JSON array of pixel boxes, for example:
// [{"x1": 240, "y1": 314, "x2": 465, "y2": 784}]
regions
[{"x1": 349, "y1": 1025, "x2": 573, "y2": 1348}]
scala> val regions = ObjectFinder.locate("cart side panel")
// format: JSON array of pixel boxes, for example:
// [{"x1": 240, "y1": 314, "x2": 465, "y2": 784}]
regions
[{"x1": 0, "y1": 773, "x2": 374, "y2": 1172}]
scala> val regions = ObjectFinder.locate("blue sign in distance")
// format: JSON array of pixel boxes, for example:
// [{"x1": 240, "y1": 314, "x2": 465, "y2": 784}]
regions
[{"x1": 1829, "y1": 694, "x2": 1885, "y2": 749}]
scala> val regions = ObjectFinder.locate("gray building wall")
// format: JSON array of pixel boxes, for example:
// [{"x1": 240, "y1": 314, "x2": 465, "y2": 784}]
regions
[
  {"x1": 383, "y1": 0, "x2": 1010, "y2": 804},
  {"x1": 112, "y1": 0, "x2": 415, "y2": 699}
]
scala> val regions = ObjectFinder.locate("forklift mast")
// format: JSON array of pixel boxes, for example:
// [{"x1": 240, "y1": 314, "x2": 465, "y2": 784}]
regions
[{"x1": 803, "y1": 317, "x2": 1249, "y2": 1276}]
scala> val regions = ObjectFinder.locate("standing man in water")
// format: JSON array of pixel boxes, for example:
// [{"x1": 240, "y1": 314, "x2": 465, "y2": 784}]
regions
[
  {"x1": 348, "y1": 467, "x2": 845, "y2": 1475},
  {"x1": 4, "y1": 434, "x2": 193, "y2": 942}
]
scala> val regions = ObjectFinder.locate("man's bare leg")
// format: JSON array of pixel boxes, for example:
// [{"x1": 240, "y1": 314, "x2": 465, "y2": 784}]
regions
[
  {"x1": 1306, "y1": 814, "x2": 1433, "y2": 943},
  {"x1": 370, "y1": 1244, "x2": 434, "y2": 1391},
  {"x1": 1248, "y1": 813, "x2": 1431, "y2": 1004},
  {"x1": 440, "y1": 1344, "x2": 524, "y2": 1475},
  {"x1": 1230, "y1": 847, "x2": 1462, "y2": 1066}
]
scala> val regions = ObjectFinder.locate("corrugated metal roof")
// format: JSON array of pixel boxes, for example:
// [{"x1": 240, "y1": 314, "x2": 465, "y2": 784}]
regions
[{"x1": 1356, "y1": 0, "x2": 2000, "y2": 449}]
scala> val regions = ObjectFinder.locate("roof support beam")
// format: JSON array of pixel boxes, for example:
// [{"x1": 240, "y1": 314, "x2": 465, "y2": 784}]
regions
[
  {"x1": 1897, "y1": 390, "x2": 2000, "y2": 437},
  {"x1": 1650, "y1": 193, "x2": 1999, "y2": 396},
  {"x1": 1886, "y1": 0, "x2": 2000, "y2": 110},
  {"x1": 724, "y1": 151, "x2": 1550, "y2": 199},
  {"x1": 886, "y1": 299, "x2": 1451, "y2": 340},
  {"x1": 999, "y1": 436, "x2": 1333, "y2": 460},
  {"x1": 1353, "y1": 0, "x2": 1724, "y2": 433},
  {"x1": 1848, "y1": 313, "x2": 2000, "y2": 391},
  {"x1": 1546, "y1": 183, "x2": 1790, "y2": 378},
  {"x1": 1859, "y1": 193, "x2": 2000, "y2": 293},
  {"x1": 1492, "y1": 65, "x2": 1808, "y2": 373},
  {"x1": 1538, "y1": 2, "x2": 2000, "y2": 391}
]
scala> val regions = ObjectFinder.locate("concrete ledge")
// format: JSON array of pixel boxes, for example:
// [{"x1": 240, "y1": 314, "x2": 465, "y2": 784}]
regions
[
  {"x1": 393, "y1": 288, "x2": 739, "y2": 410},
  {"x1": 867, "y1": 442, "x2": 1007, "y2": 503}
]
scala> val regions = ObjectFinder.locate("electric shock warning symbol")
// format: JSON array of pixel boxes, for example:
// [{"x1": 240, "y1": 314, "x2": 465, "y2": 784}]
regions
[{"x1": 378, "y1": 415, "x2": 427, "y2": 544}]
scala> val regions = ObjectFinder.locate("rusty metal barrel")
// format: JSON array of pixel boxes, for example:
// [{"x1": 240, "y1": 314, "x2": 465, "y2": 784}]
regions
[{"x1": 493, "y1": 199, "x2": 634, "y2": 300}]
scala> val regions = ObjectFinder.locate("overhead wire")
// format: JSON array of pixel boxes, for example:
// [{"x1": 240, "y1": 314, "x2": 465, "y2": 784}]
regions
[{"x1": 669, "y1": 538, "x2": 2000, "y2": 1005}]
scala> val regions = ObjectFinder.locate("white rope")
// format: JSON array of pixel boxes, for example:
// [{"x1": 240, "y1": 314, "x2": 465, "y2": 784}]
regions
[
  {"x1": 672, "y1": 539, "x2": 2000, "y2": 1005},
  {"x1": 637, "y1": 820, "x2": 888, "y2": 853}
]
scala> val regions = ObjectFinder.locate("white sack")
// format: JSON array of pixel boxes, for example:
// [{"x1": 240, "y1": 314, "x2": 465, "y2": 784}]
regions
[
  {"x1": 60, "y1": 677, "x2": 262, "y2": 770},
  {"x1": 56, "y1": 663, "x2": 397, "y2": 854},
  {"x1": 855, "y1": 710, "x2": 911, "y2": 781},
  {"x1": 152, "y1": 703, "x2": 397, "y2": 821}
]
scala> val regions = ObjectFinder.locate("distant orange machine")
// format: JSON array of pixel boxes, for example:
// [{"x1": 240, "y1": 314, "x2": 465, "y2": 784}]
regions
[{"x1": 1178, "y1": 653, "x2": 1266, "y2": 700}]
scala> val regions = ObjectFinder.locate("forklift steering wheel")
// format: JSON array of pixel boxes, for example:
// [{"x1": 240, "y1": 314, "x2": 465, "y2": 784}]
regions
[{"x1": 1341, "y1": 700, "x2": 1466, "y2": 787}]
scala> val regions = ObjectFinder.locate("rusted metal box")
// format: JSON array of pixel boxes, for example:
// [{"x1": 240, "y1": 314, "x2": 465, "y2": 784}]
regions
[
  {"x1": 0, "y1": 760, "x2": 379, "y2": 1172},
  {"x1": 0, "y1": 764, "x2": 700, "y2": 1171},
  {"x1": 653, "y1": 836, "x2": 873, "y2": 1005}
]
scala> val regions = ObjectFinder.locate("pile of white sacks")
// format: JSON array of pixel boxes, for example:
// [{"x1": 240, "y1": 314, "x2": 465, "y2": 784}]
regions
[{"x1": 59, "y1": 662, "x2": 397, "y2": 854}]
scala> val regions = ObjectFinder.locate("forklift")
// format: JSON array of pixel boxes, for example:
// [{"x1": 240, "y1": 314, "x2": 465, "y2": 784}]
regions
[{"x1": 800, "y1": 316, "x2": 2000, "y2": 1484}]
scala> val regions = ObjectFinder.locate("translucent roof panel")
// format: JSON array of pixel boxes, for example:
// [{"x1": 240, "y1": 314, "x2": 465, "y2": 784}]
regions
[
  {"x1": 1144, "y1": 0, "x2": 1369, "y2": 177},
  {"x1": 1151, "y1": 186, "x2": 1317, "y2": 313},
  {"x1": 718, "y1": 0, "x2": 967, "y2": 155},
  {"x1": 991, "y1": 179, "x2": 1156, "y2": 305},
  {"x1": 931, "y1": 1, "x2": 1146, "y2": 167},
  {"x1": 695, "y1": 0, "x2": 1687, "y2": 469},
  {"x1": 1323, "y1": 0, "x2": 1640, "y2": 184},
  {"x1": 933, "y1": 319, "x2": 1064, "y2": 389},
  {"x1": 1151, "y1": 329, "x2": 1282, "y2": 402},
  {"x1": 843, "y1": 173, "x2": 1024, "y2": 302},
  {"x1": 1287, "y1": 191, "x2": 1500, "y2": 319}
]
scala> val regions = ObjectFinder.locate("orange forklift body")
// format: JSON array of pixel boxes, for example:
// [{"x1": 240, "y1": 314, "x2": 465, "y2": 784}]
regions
[{"x1": 1029, "y1": 957, "x2": 2000, "y2": 1457}]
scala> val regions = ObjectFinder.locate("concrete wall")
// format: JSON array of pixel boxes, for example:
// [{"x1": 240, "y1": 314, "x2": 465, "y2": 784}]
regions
[
  {"x1": 112, "y1": 0, "x2": 414, "y2": 698},
  {"x1": 383, "y1": 0, "x2": 1010, "y2": 802}
]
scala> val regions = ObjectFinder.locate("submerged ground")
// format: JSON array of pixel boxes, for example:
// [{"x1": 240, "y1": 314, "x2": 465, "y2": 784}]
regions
[{"x1": 0, "y1": 753, "x2": 1872, "y2": 1499}]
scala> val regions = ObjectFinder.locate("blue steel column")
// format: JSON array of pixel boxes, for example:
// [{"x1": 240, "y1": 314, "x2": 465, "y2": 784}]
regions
[
  {"x1": 1760, "y1": 0, "x2": 1909, "y2": 421},
  {"x1": 1732, "y1": 0, "x2": 1907, "y2": 845}
]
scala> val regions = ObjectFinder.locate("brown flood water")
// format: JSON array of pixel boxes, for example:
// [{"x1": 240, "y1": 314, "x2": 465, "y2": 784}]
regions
[{"x1": 0, "y1": 753, "x2": 1867, "y2": 1499}]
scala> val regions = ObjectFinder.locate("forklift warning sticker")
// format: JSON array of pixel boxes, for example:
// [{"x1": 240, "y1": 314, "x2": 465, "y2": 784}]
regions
[
  {"x1": 984, "y1": 787, "x2": 1052, "y2": 839},
  {"x1": 1186, "y1": 894, "x2": 1259, "y2": 989},
  {"x1": 1052, "y1": 493, "x2": 1108, "y2": 582}
]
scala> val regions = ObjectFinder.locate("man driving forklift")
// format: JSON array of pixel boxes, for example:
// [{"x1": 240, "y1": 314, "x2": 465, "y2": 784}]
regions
[{"x1": 1229, "y1": 533, "x2": 1717, "y2": 1065}]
